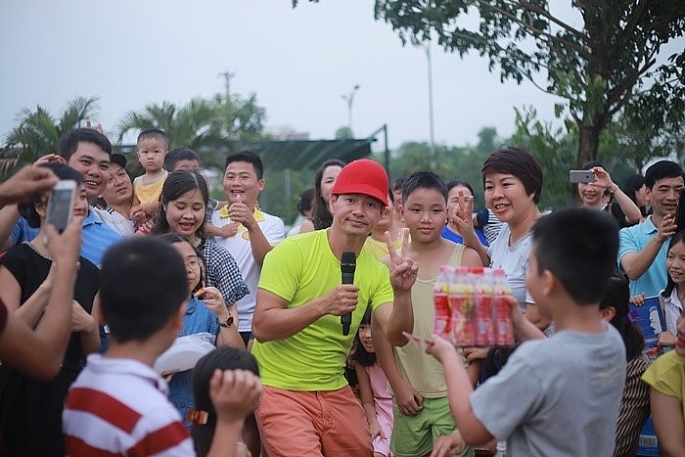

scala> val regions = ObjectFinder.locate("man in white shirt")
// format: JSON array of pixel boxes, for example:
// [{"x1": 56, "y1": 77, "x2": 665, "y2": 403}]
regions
[{"x1": 212, "y1": 151, "x2": 285, "y2": 347}]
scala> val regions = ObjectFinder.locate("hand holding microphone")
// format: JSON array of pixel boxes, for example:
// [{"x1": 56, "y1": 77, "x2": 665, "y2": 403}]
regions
[{"x1": 340, "y1": 251, "x2": 356, "y2": 335}]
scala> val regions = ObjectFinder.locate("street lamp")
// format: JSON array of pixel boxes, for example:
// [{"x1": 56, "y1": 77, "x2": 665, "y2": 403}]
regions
[
  {"x1": 342, "y1": 84, "x2": 360, "y2": 135},
  {"x1": 425, "y1": 44, "x2": 436, "y2": 170}
]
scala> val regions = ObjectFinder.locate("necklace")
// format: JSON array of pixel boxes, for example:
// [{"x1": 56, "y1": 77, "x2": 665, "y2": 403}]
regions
[{"x1": 24, "y1": 241, "x2": 52, "y2": 261}]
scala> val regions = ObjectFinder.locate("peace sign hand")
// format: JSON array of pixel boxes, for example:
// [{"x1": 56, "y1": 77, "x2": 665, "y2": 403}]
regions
[{"x1": 385, "y1": 229, "x2": 418, "y2": 292}]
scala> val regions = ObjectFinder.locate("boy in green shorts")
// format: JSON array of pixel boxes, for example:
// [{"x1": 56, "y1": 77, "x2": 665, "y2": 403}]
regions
[{"x1": 373, "y1": 171, "x2": 482, "y2": 457}]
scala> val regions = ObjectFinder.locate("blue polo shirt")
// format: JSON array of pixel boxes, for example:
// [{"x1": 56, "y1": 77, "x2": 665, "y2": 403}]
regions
[
  {"x1": 618, "y1": 215, "x2": 668, "y2": 297},
  {"x1": 10, "y1": 208, "x2": 122, "y2": 267}
]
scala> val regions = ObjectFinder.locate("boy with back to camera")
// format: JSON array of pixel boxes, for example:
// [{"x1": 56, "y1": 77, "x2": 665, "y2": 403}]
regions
[
  {"x1": 63, "y1": 237, "x2": 262, "y2": 457},
  {"x1": 426, "y1": 208, "x2": 627, "y2": 457},
  {"x1": 372, "y1": 171, "x2": 482, "y2": 457},
  {"x1": 130, "y1": 128, "x2": 169, "y2": 227}
]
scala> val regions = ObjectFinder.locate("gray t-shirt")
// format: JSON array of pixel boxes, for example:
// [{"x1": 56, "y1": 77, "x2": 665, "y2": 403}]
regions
[
  {"x1": 471, "y1": 324, "x2": 626, "y2": 457},
  {"x1": 487, "y1": 224, "x2": 534, "y2": 312}
]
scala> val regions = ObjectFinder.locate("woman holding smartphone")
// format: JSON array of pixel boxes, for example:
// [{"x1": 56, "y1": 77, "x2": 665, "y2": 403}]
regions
[
  {"x1": 575, "y1": 161, "x2": 642, "y2": 227},
  {"x1": 0, "y1": 163, "x2": 101, "y2": 456}
]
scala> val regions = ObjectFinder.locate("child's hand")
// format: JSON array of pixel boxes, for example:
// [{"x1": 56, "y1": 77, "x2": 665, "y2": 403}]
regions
[
  {"x1": 197, "y1": 287, "x2": 230, "y2": 317},
  {"x1": 130, "y1": 205, "x2": 146, "y2": 224},
  {"x1": 430, "y1": 430, "x2": 467, "y2": 457},
  {"x1": 217, "y1": 222, "x2": 240, "y2": 238},
  {"x1": 141, "y1": 201, "x2": 159, "y2": 218},
  {"x1": 425, "y1": 334, "x2": 458, "y2": 363},
  {"x1": 394, "y1": 380, "x2": 423, "y2": 416},
  {"x1": 504, "y1": 294, "x2": 527, "y2": 329},
  {"x1": 658, "y1": 331, "x2": 677, "y2": 348},
  {"x1": 369, "y1": 418, "x2": 382, "y2": 440},
  {"x1": 385, "y1": 228, "x2": 418, "y2": 293},
  {"x1": 630, "y1": 293, "x2": 646, "y2": 306},
  {"x1": 462, "y1": 346, "x2": 489, "y2": 363},
  {"x1": 210, "y1": 369, "x2": 262, "y2": 422}
]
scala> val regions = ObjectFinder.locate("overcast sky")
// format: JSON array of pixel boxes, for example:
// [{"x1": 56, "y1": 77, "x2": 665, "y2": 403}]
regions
[{"x1": 2, "y1": 1, "x2": 675, "y2": 153}]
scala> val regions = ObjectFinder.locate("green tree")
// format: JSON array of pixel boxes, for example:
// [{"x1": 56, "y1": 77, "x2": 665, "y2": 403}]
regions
[
  {"x1": 335, "y1": 126, "x2": 353, "y2": 139},
  {"x1": 509, "y1": 106, "x2": 577, "y2": 210},
  {"x1": 476, "y1": 126, "x2": 501, "y2": 154},
  {"x1": 1, "y1": 96, "x2": 99, "y2": 175},
  {"x1": 601, "y1": 112, "x2": 685, "y2": 172},
  {"x1": 116, "y1": 93, "x2": 267, "y2": 170},
  {"x1": 367, "y1": 0, "x2": 685, "y2": 166},
  {"x1": 381, "y1": 139, "x2": 491, "y2": 209}
]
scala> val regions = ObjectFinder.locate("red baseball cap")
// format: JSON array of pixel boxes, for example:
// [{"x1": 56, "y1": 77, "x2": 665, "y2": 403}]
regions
[{"x1": 331, "y1": 159, "x2": 389, "y2": 206}]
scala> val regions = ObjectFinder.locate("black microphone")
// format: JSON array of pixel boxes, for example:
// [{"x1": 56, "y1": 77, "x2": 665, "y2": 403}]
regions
[{"x1": 340, "y1": 251, "x2": 356, "y2": 335}]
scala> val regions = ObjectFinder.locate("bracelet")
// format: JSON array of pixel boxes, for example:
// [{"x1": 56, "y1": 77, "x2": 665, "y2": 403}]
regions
[{"x1": 608, "y1": 185, "x2": 618, "y2": 195}]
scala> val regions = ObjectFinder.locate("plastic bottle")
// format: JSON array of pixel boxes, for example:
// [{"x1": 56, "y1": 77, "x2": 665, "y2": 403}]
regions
[
  {"x1": 494, "y1": 440, "x2": 507, "y2": 457},
  {"x1": 450, "y1": 266, "x2": 475, "y2": 346},
  {"x1": 473, "y1": 267, "x2": 495, "y2": 346},
  {"x1": 433, "y1": 266, "x2": 454, "y2": 341},
  {"x1": 492, "y1": 269, "x2": 515, "y2": 346}
]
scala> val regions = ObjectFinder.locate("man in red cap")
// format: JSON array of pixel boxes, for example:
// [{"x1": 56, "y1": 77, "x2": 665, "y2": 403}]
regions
[{"x1": 251, "y1": 158, "x2": 418, "y2": 456}]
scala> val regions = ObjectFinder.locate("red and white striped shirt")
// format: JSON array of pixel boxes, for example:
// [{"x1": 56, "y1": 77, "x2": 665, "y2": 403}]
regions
[{"x1": 63, "y1": 354, "x2": 194, "y2": 456}]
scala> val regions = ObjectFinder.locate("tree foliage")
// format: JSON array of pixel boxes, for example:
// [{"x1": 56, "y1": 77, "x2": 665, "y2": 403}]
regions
[
  {"x1": 0, "y1": 96, "x2": 99, "y2": 176},
  {"x1": 379, "y1": 128, "x2": 504, "y2": 210},
  {"x1": 508, "y1": 106, "x2": 576, "y2": 209},
  {"x1": 369, "y1": 0, "x2": 685, "y2": 166},
  {"x1": 116, "y1": 93, "x2": 267, "y2": 171}
]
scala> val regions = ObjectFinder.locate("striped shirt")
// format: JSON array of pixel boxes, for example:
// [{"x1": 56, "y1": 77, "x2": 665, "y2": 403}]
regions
[
  {"x1": 63, "y1": 354, "x2": 194, "y2": 456},
  {"x1": 614, "y1": 354, "x2": 652, "y2": 457}
]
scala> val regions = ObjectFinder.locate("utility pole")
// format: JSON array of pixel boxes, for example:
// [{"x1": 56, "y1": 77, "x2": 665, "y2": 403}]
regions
[{"x1": 219, "y1": 70, "x2": 234, "y2": 98}]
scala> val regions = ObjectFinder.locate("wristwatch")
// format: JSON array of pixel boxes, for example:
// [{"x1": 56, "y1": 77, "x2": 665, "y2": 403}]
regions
[{"x1": 217, "y1": 312, "x2": 234, "y2": 328}]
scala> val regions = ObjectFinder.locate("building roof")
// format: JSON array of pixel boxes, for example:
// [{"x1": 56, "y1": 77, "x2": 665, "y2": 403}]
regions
[
  {"x1": 115, "y1": 138, "x2": 375, "y2": 171},
  {"x1": 239, "y1": 138, "x2": 375, "y2": 171}
]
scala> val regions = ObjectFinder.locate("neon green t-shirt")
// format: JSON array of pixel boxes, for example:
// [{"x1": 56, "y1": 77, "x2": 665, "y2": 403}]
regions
[{"x1": 252, "y1": 230, "x2": 394, "y2": 391}]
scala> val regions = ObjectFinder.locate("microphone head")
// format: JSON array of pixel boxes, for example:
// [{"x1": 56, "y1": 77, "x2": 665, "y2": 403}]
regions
[{"x1": 341, "y1": 251, "x2": 356, "y2": 273}]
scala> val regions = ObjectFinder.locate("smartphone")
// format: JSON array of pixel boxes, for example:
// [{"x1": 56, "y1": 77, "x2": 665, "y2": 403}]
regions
[
  {"x1": 676, "y1": 189, "x2": 685, "y2": 233},
  {"x1": 46, "y1": 180, "x2": 77, "y2": 233},
  {"x1": 569, "y1": 170, "x2": 596, "y2": 183}
]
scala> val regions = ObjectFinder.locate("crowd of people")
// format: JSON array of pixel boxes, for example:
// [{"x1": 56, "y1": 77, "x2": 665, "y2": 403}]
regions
[{"x1": 0, "y1": 125, "x2": 684, "y2": 457}]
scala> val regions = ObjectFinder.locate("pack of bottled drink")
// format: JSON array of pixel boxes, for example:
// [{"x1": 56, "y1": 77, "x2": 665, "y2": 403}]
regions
[{"x1": 433, "y1": 266, "x2": 515, "y2": 347}]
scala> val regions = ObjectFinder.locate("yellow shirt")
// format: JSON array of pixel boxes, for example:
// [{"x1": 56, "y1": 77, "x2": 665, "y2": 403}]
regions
[
  {"x1": 642, "y1": 350, "x2": 685, "y2": 419},
  {"x1": 133, "y1": 170, "x2": 168, "y2": 204}
]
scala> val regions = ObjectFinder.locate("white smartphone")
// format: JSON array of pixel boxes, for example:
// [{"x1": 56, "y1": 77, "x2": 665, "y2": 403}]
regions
[
  {"x1": 569, "y1": 170, "x2": 596, "y2": 183},
  {"x1": 46, "y1": 180, "x2": 77, "y2": 233}
]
